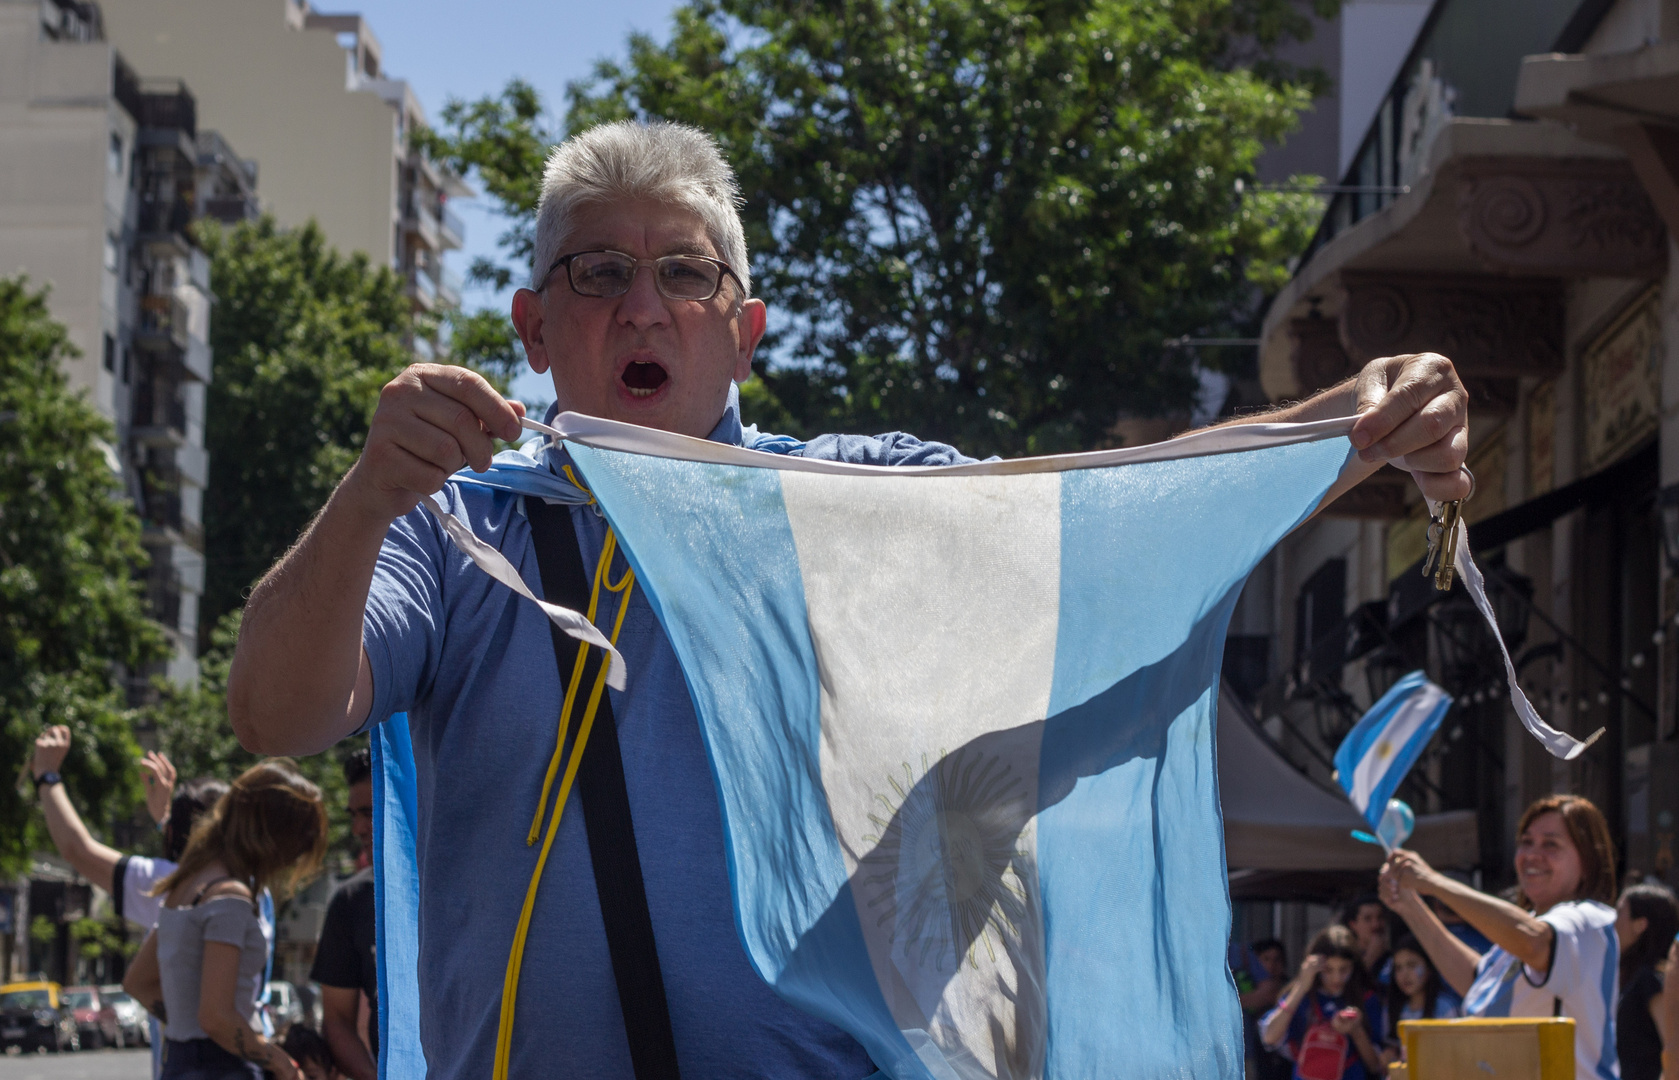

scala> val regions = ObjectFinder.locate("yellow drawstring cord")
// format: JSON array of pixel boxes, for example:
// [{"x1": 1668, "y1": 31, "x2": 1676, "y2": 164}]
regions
[{"x1": 494, "y1": 520, "x2": 635, "y2": 1080}]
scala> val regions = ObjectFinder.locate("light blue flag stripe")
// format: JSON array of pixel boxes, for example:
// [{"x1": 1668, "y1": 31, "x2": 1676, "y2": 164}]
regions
[
  {"x1": 565, "y1": 434, "x2": 1351, "y2": 1078},
  {"x1": 372, "y1": 713, "x2": 424, "y2": 1080},
  {"x1": 1332, "y1": 670, "x2": 1453, "y2": 829}
]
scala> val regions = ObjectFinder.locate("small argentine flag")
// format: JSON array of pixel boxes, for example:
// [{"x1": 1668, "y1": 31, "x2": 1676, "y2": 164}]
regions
[{"x1": 1334, "y1": 671, "x2": 1452, "y2": 829}]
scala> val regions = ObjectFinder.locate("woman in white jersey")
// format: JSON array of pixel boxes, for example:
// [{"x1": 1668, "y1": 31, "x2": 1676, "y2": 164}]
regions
[{"x1": 1380, "y1": 795, "x2": 1621, "y2": 1080}]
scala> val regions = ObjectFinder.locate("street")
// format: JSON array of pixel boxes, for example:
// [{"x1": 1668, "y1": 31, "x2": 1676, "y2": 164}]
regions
[{"x1": 0, "y1": 1048, "x2": 149, "y2": 1080}]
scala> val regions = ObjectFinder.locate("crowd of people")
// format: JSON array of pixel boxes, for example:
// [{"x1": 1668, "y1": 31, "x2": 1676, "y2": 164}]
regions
[
  {"x1": 29, "y1": 727, "x2": 380, "y2": 1080},
  {"x1": 1234, "y1": 794, "x2": 1679, "y2": 1080}
]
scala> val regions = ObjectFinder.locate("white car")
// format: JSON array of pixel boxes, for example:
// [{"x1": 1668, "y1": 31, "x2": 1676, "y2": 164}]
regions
[{"x1": 99, "y1": 986, "x2": 149, "y2": 1047}]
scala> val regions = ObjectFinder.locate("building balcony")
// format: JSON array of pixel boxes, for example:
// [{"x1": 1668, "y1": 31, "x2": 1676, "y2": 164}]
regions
[
  {"x1": 439, "y1": 205, "x2": 465, "y2": 250},
  {"x1": 140, "y1": 492, "x2": 203, "y2": 552},
  {"x1": 435, "y1": 265, "x2": 462, "y2": 309},
  {"x1": 406, "y1": 271, "x2": 436, "y2": 311},
  {"x1": 403, "y1": 200, "x2": 440, "y2": 252},
  {"x1": 202, "y1": 193, "x2": 259, "y2": 223},
  {"x1": 136, "y1": 292, "x2": 190, "y2": 353},
  {"x1": 137, "y1": 197, "x2": 193, "y2": 256}
]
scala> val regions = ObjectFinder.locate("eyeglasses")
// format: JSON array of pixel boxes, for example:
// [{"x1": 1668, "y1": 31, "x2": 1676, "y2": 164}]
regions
[{"x1": 537, "y1": 249, "x2": 743, "y2": 302}]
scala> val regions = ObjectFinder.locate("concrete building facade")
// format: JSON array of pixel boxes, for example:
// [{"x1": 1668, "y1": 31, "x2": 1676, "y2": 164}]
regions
[
  {"x1": 0, "y1": 0, "x2": 259, "y2": 686},
  {"x1": 96, "y1": 0, "x2": 470, "y2": 347},
  {"x1": 1237, "y1": 0, "x2": 1679, "y2": 913}
]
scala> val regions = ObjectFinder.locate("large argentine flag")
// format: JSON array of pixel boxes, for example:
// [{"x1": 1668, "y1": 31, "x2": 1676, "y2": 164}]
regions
[
  {"x1": 540, "y1": 413, "x2": 1352, "y2": 1078},
  {"x1": 372, "y1": 412, "x2": 1603, "y2": 1079},
  {"x1": 1332, "y1": 671, "x2": 1452, "y2": 830}
]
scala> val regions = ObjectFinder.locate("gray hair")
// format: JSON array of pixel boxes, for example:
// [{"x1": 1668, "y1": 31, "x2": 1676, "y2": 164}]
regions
[{"x1": 530, "y1": 120, "x2": 751, "y2": 297}]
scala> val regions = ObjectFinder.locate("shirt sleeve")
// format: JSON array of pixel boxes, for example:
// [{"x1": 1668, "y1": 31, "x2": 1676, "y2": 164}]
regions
[
  {"x1": 359, "y1": 497, "x2": 451, "y2": 732},
  {"x1": 796, "y1": 431, "x2": 984, "y2": 467},
  {"x1": 309, "y1": 886, "x2": 361, "y2": 990},
  {"x1": 1527, "y1": 901, "x2": 1610, "y2": 1001},
  {"x1": 122, "y1": 857, "x2": 168, "y2": 931},
  {"x1": 201, "y1": 900, "x2": 260, "y2": 947}
]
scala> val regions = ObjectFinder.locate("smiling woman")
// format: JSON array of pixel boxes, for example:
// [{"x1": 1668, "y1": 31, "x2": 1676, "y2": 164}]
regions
[{"x1": 1379, "y1": 795, "x2": 1621, "y2": 1080}]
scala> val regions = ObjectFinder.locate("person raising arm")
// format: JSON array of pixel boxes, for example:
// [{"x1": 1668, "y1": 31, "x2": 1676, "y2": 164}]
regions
[{"x1": 1381, "y1": 795, "x2": 1621, "y2": 1080}]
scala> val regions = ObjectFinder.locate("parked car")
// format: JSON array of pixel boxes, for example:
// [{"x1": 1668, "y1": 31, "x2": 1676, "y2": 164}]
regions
[
  {"x1": 263, "y1": 980, "x2": 305, "y2": 1036},
  {"x1": 62, "y1": 985, "x2": 122, "y2": 1049},
  {"x1": 100, "y1": 985, "x2": 149, "y2": 1047},
  {"x1": 0, "y1": 980, "x2": 79, "y2": 1052}
]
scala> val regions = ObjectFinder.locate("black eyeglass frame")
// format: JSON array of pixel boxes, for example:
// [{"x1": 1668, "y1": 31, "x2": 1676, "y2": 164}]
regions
[{"x1": 536, "y1": 248, "x2": 745, "y2": 303}]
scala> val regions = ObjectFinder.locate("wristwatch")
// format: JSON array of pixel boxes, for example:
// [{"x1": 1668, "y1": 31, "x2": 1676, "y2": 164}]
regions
[{"x1": 33, "y1": 771, "x2": 61, "y2": 789}]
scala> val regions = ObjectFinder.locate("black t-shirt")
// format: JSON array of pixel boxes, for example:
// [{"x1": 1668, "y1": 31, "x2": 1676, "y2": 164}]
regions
[
  {"x1": 309, "y1": 868, "x2": 378, "y2": 1059},
  {"x1": 1618, "y1": 965, "x2": 1664, "y2": 1080}
]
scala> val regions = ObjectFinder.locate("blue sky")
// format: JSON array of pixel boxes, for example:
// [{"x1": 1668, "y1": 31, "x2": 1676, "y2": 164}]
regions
[{"x1": 343, "y1": 0, "x2": 686, "y2": 404}]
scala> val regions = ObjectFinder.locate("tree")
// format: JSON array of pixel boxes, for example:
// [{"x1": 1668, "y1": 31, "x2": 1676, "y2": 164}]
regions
[
  {"x1": 422, "y1": 0, "x2": 1332, "y2": 456},
  {"x1": 145, "y1": 610, "x2": 361, "y2": 867},
  {"x1": 0, "y1": 277, "x2": 164, "y2": 875},
  {"x1": 195, "y1": 217, "x2": 414, "y2": 638}
]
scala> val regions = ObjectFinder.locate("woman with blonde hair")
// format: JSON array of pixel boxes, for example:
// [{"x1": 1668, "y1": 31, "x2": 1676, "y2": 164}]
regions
[
  {"x1": 126, "y1": 759, "x2": 328, "y2": 1080},
  {"x1": 1380, "y1": 794, "x2": 1620, "y2": 1080}
]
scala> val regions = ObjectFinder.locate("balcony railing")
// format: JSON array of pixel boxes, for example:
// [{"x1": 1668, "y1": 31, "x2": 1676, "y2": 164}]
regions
[
  {"x1": 136, "y1": 293, "x2": 190, "y2": 354},
  {"x1": 1297, "y1": 0, "x2": 1600, "y2": 269},
  {"x1": 440, "y1": 205, "x2": 465, "y2": 249},
  {"x1": 134, "y1": 80, "x2": 196, "y2": 138},
  {"x1": 436, "y1": 265, "x2": 463, "y2": 309},
  {"x1": 202, "y1": 194, "x2": 258, "y2": 224}
]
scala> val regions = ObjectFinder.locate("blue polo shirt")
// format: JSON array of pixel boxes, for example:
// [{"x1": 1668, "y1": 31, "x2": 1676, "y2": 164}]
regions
[{"x1": 360, "y1": 401, "x2": 972, "y2": 1079}]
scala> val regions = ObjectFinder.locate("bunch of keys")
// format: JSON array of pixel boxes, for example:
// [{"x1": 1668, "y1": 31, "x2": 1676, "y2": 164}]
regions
[{"x1": 1421, "y1": 468, "x2": 1474, "y2": 591}]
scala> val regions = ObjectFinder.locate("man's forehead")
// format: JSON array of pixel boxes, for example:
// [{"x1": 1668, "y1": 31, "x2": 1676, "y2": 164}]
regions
[{"x1": 568, "y1": 199, "x2": 716, "y2": 257}]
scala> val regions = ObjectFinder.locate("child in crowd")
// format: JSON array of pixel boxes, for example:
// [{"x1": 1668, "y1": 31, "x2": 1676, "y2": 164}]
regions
[
  {"x1": 1259, "y1": 925, "x2": 1383, "y2": 1080},
  {"x1": 1378, "y1": 935, "x2": 1459, "y2": 1064},
  {"x1": 281, "y1": 1024, "x2": 341, "y2": 1080}
]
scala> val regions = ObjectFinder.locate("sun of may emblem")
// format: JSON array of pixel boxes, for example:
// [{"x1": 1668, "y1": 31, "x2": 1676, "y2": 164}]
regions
[{"x1": 859, "y1": 746, "x2": 1035, "y2": 973}]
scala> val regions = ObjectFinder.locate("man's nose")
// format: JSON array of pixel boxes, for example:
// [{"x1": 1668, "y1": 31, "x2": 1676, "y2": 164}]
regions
[{"x1": 614, "y1": 263, "x2": 671, "y2": 329}]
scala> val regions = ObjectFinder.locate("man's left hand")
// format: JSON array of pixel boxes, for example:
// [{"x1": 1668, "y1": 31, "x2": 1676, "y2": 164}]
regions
[{"x1": 1350, "y1": 353, "x2": 1470, "y2": 502}]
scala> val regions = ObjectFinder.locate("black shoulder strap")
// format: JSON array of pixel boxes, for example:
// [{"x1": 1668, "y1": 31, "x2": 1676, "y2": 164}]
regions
[{"x1": 526, "y1": 497, "x2": 681, "y2": 1080}]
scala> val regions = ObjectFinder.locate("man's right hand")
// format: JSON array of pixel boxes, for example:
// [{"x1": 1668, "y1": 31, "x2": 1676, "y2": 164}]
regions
[
  {"x1": 32, "y1": 725, "x2": 70, "y2": 778},
  {"x1": 341, "y1": 364, "x2": 526, "y2": 525}
]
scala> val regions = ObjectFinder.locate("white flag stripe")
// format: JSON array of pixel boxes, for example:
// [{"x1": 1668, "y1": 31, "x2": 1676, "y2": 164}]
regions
[
  {"x1": 1347, "y1": 683, "x2": 1448, "y2": 813},
  {"x1": 782, "y1": 470, "x2": 1059, "y2": 1080}
]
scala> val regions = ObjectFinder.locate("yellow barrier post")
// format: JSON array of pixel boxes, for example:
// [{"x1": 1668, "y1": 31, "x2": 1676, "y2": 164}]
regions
[{"x1": 1399, "y1": 1017, "x2": 1575, "y2": 1079}]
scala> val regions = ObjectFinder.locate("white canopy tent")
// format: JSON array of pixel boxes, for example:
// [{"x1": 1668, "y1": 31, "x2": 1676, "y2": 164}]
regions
[{"x1": 1217, "y1": 682, "x2": 1479, "y2": 873}]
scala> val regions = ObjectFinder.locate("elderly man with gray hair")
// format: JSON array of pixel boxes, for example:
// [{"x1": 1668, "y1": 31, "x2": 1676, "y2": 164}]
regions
[{"x1": 229, "y1": 120, "x2": 1472, "y2": 1077}]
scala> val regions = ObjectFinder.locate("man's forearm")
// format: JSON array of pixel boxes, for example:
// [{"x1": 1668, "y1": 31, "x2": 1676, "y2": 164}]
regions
[
  {"x1": 229, "y1": 472, "x2": 389, "y2": 756},
  {"x1": 323, "y1": 1004, "x2": 378, "y2": 1080}
]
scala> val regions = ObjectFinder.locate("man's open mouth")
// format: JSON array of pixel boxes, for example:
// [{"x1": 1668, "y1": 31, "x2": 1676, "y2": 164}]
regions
[{"x1": 621, "y1": 360, "x2": 669, "y2": 399}]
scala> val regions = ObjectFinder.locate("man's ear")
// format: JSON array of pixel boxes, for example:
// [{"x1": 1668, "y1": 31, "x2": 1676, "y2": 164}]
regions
[
  {"x1": 734, "y1": 298, "x2": 768, "y2": 383},
  {"x1": 511, "y1": 289, "x2": 549, "y2": 375}
]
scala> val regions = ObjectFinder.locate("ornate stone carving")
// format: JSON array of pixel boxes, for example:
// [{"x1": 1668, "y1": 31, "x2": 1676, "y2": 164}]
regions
[
  {"x1": 1339, "y1": 272, "x2": 1564, "y2": 378},
  {"x1": 1458, "y1": 159, "x2": 1667, "y2": 277},
  {"x1": 1290, "y1": 315, "x2": 1353, "y2": 394}
]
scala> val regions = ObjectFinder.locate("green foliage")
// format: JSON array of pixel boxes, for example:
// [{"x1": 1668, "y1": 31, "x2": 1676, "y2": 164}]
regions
[
  {"x1": 0, "y1": 277, "x2": 162, "y2": 877},
  {"x1": 145, "y1": 610, "x2": 362, "y2": 869},
  {"x1": 29, "y1": 915, "x2": 56, "y2": 947},
  {"x1": 70, "y1": 917, "x2": 136, "y2": 960},
  {"x1": 195, "y1": 217, "x2": 413, "y2": 639},
  {"x1": 422, "y1": 0, "x2": 1331, "y2": 456}
]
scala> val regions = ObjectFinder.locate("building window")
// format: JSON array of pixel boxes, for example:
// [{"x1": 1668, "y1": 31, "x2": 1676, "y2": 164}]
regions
[
  {"x1": 103, "y1": 334, "x2": 116, "y2": 373},
  {"x1": 103, "y1": 234, "x2": 119, "y2": 274},
  {"x1": 108, "y1": 132, "x2": 124, "y2": 176}
]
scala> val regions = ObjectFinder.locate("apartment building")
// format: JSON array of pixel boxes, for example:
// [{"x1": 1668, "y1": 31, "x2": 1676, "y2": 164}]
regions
[
  {"x1": 1237, "y1": 0, "x2": 1679, "y2": 913},
  {"x1": 0, "y1": 0, "x2": 258, "y2": 690},
  {"x1": 97, "y1": 0, "x2": 470, "y2": 349}
]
